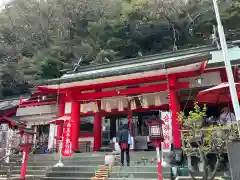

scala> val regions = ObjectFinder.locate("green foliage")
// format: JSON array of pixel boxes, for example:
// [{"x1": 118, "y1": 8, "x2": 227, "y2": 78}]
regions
[
  {"x1": 0, "y1": 0, "x2": 239, "y2": 98},
  {"x1": 178, "y1": 102, "x2": 239, "y2": 179},
  {"x1": 178, "y1": 102, "x2": 207, "y2": 127}
]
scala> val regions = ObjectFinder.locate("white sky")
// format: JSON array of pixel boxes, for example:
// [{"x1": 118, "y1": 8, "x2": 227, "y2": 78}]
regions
[{"x1": 0, "y1": 0, "x2": 13, "y2": 7}]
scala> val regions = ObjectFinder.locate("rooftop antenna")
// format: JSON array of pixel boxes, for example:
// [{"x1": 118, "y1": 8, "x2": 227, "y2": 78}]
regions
[
  {"x1": 211, "y1": 25, "x2": 220, "y2": 49},
  {"x1": 72, "y1": 57, "x2": 83, "y2": 73}
]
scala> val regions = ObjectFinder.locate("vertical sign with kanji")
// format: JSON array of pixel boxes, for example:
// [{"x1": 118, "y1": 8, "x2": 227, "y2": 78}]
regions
[
  {"x1": 62, "y1": 120, "x2": 72, "y2": 156},
  {"x1": 161, "y1": 111, "x2": 172, "y2": 152}
]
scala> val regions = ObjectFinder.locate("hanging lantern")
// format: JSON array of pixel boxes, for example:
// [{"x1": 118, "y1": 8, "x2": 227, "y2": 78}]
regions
[
  {"x1": 154, "y1": 93, "x2": 161, "y2": 106},
  {"x1": 118, "y1": 99, "x2": 124, "y2": 112},
  {"x1": 93, "y1": 102, "x2": 99, "y2": 113},
  {"x1": 106, "y1": 101, "x2": 111, "y2": 112},
  {"x1": 131, "y1": 99, "x2": 137, "y2": 110},
  {"x1": 142, "y1": 95, "x2": 149, "y2": 108}
]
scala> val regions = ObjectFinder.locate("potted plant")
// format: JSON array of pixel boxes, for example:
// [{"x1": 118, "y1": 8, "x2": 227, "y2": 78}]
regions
[
  {"x1": 178, "y1": 102, "x2": 238, "y2": 180},
  {"x1": 178, "y1": 102, "x2": 207, "y2": 141}
]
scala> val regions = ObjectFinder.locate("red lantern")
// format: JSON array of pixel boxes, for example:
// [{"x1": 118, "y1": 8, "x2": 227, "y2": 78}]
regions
[
  {"x1": 147, "y1": 120, "x2": 164, "y2": 147},
  {"x1": 147, "y1": 119, "x2": 164, "y2": 180}
]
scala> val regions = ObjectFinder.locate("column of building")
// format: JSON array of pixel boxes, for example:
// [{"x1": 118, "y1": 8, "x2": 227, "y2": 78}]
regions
[
  {"x1": 93, "y1": 100, "x2": 102, "y2": 151},
  {"x1": 128, "y1": 101, "x2": 134, "y2": 151},
  {"x1": 59, "y1": 92, "x2": 104, "y2": 152},
  {"x1": 168, "y1": 75, "x2": 181, "y2": 149},
  {"x1": 70, "y1": 96, "x2": 80, "y2": 152}
]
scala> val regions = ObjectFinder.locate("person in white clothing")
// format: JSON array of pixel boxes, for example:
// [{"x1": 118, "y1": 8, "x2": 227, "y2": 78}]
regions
[{"x1": 219, "y1": 107, "x2": 236, "y2": 124}]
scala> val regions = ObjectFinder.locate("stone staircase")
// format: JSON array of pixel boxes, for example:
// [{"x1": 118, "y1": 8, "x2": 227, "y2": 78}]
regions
[
  {"x1": 109, "y1": 151, "x2": 171, "y2": 180},
  {"x1": 0, "y1": 153, "x2": 103, "y2": 180},
  {"x1": 0, "y1": 151, "x2": 172, "y2": 180}
]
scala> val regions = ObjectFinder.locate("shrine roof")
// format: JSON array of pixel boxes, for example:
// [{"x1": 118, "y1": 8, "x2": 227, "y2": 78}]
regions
[
  {"x1": 33, "y1": 40, "x2": 240, "y2": 91},
  {"x1": 207, "y1": 46, "x2": 240, "y2": 67},
  {"x1": 34, "y1": 49, "x2": 212, "y2": 86}
]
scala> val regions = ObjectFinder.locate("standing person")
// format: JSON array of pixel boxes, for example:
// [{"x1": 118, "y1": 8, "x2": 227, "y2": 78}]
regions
[
  {"x1": 219, "y1": 107, "x2": 236, "y2": 124},
  {"x1": 118, "y1": 124, "x2": 131, "y2": 166}
]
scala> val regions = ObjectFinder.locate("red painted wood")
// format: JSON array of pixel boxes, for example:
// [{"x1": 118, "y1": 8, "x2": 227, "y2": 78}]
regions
[
  {"x1": 93, "y1": 95, "x2": 102, "y2": 152},
  {"x1": 219, "y1": 68, "x2": 228, "y2": 82},
  {"x1": 168, "y1": 77, "x2": 181, "y2": 149},
  {"x1": 64, "y1": 104, "x2": 169, "y2": 117},
  {"x1": 37, "y1": 70, "x2": 199, "y2": 93},
  {"x1": 80, "y1": 133, "x2": 94, "y2": 137},
  {"x1": 199, "y1": 61, "x2": 207, "y2": 74},
  {"x1": 65, "y1": 82, "x2": 189, "y2": 101},
  {"x1": 71, "y1": 100, "x2": 80, "y2": 152},
  {"x1": 19, "y1": 101, "x2": 56, "y2": 107}
]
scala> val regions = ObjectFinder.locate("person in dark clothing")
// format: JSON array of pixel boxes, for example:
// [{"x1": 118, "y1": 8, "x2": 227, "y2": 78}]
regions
[{"x1": 117, "y1": 124, "x2": 131, "y2": 166}]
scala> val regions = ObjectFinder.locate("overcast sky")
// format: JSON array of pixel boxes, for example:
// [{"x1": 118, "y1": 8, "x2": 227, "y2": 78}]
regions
[{"x1": 0, "y1": 0, "x2": 13, "y2": 7}]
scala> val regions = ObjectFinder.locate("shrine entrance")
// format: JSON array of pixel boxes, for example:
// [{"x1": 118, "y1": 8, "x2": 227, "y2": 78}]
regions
[{"x1": 34, "y1": 50, "x2": 210, "y2": 152}]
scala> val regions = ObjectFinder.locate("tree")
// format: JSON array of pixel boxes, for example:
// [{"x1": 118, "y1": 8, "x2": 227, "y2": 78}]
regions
[
  {"x1": 0, "y1": 0, "x2": 239, "y2": 98},
  {"x1": 178, "y1": 102, "x2": 238, "y2": 180}
]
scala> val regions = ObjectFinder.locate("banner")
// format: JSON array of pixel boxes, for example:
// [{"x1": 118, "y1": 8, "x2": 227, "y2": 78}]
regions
[
  {"x1": 62, "y1": 120, "x2": 72, "y2": 156},
  {"x1": 160, "y1": 111, "x2": 172, "y2": 152},
  {"x1": 48, "y1": 124, "x2": 56, "y2": 150}
]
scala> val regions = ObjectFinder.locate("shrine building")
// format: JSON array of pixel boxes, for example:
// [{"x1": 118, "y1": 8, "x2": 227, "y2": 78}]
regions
[{"x1": 2, "y1": 42, "x2": 240, "y2": 152}]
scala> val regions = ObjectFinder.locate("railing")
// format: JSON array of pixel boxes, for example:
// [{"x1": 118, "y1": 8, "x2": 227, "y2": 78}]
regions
[
  {"x1": 0, "y1": 137, "x2": 49, "y2": 178},
  {"x1": 19, "y1": 94, "x2": 57, "y2": 108}
]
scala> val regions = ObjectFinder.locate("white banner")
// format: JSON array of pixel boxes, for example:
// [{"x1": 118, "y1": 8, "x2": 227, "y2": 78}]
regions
[
  {"x1": 48, "y1": 124, "x2": 56, "y2": 150},
  {"x1": 160, "y1": 111, "x2": 172, "y2": 152}
]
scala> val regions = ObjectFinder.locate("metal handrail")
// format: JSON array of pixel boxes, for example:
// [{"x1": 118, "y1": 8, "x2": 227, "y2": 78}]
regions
[
  {"x1": 29, "y1": 136, "x2": 49, "y2": 154},
  {"x1": 0, "y1": 136, "x2": 49, "y2": 165},
  {"x1": 0, "y1": 147, "x2": 20, "y2": 164},
  {"x1": 0, "y1": 137, "x2": 49, "y2": 179}
]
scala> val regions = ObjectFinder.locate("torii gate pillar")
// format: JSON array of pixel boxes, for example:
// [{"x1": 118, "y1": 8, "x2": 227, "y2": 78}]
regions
[{"x1": 168, "y1": 76, "x2": 181, "y2": 149}]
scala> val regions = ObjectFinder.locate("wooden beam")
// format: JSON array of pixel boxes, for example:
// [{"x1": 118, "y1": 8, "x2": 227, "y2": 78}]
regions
[
  {"x1": 37, "y1": 70, "x2": 198, "y2": 93},
  {"x1": 64, "y1": 82, "x2": 189, "y2": 101}
]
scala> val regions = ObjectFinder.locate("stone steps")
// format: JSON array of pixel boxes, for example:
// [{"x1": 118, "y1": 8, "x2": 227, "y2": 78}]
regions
[
  {"x1": 40, "y1": 178, "x2": 167, "y2": 180},
  {"x1": 1, "y1": 166, "x2": 51, "y2": 171},
  {"x1": 51, "y1": 166, "x2": 98, "y2": 171},
  {"x1": 4, "y1": 151, "x2": 172, "y2": 180},
  {"x1": 112, "y1": 165, "x2": 169, "y2": 172},
  {"x1": 0, "y1": 170, "x2": 46, "y2": 176},
  {"x1": 8, "y1": 160, "x2": 104, "y2": 166},
  {"x1": 110, "y1": 166, "x2": 171, "y2": 179},
  {"x1": 46, "y1": 172, "x2": 95, "y2": 178}
]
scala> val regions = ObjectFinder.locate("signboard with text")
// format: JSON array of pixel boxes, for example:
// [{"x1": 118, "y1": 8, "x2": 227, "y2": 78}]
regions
[
  {"x1": 62, "y1": 120, "x2": 72, "y2": 156},
  {"x1": 160, "y1": 111, "x2": 172, "y2": 152}
]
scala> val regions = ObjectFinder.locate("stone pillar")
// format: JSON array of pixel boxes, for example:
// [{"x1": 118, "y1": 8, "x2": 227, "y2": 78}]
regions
[
  {"x1": 168, "y1": 76, "x2": 181, "y2": 149},
  {"x1": 93, "y1": 101, "x2": 102, "y2": 152},
  {"x1": 71, "y1": 99, "x2": 80, "y2": 152}
]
